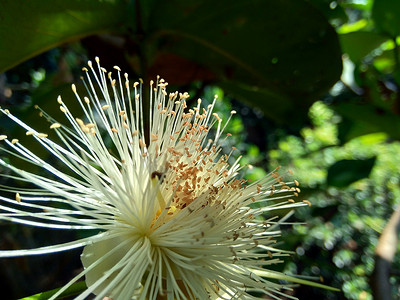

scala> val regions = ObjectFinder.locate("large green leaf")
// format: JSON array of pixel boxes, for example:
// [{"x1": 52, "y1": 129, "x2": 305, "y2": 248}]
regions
[
  {"x1": 327, "y1": 157, "x2": 376, "y2": 188},
  {"x1": 147, "y1": 0, "x2": 342, "y2": 123},
  {"x1": 0, "y1": 0, "x2": 133, "y2": 72}
]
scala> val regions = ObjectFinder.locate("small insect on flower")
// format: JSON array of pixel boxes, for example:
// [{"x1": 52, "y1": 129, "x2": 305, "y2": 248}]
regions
[{"x1": 0, "y1": 58, "x2": 308, "y2": 300}]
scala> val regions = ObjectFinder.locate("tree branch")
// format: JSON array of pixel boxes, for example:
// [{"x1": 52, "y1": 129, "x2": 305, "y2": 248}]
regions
[{"x1": 371, "y1": 206, "x2": 400, "y2": 300}]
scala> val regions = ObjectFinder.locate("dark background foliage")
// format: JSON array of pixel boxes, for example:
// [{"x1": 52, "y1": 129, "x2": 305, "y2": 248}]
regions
[{"x1": 0, "y1": 0, "x2": 399, "y2": 299}]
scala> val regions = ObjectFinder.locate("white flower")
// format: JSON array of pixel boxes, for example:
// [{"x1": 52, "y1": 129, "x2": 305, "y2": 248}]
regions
[{"x1": 0, "y1": 58, "x2": 307, "y2": 300}]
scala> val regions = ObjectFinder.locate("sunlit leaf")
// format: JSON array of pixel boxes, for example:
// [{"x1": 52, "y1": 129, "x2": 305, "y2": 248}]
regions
[{"x1": 0, "y1": 0, "x2": 133, "y2": 72}]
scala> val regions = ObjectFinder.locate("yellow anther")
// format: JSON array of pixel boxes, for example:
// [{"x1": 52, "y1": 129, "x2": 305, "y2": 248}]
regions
[
  {"x1": 50, "y1": 123, "x2": 61, "y2": 129},
  {"x1": 37, "y1": 133, "x2": 48, "y2": 138},
  {"x1": 76, "y1": 119, "x2": 84, "y2": 126}
]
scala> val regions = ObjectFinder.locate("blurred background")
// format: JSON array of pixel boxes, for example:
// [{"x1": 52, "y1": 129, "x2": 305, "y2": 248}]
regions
[{"x1": 0, "y1": 0, "x2": 400, "y2": 299}]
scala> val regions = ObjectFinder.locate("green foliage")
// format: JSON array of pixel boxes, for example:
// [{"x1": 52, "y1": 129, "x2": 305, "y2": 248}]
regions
[
  {"x1": 0, "y1": 0, "x2": 342, "y2": 127},
  {"x1": 269, "y1": 100, "x2": 400, "y2": 299},
  {"x1": 333, "y1": 0, "x2": 400, "y2": 143}
]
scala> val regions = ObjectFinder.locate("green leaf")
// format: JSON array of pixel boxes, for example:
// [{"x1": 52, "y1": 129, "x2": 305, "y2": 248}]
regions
[
  {"x1": 336, "y1": 102, "x2": 400, "y2": 142},
  {"x1": 326, "y1": 157, "x2": 376, "y2": 187},
  {"x1": 19, "y1": 281, "x2": 86, "y2": 300},
  {"x1": 147, "y1": 0, "x2": 342, "y2": 125},
  {"x1": 372, "y1": 0, "x2": 400, "y2": 37},
  {"x1": 0, "y1": 0, "x2": 134, "y2": 73},
  {"x1": 340, "y1": 31, "x2": 388, "y2": 62}
]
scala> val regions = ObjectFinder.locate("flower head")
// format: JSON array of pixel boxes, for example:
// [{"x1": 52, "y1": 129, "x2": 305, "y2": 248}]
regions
[{"x1": 0, "y1": 58, "x2": 307, "y2": 299}]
